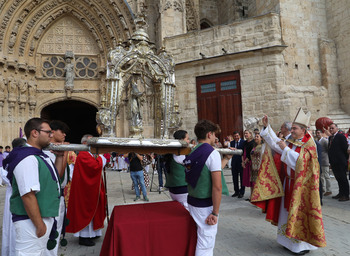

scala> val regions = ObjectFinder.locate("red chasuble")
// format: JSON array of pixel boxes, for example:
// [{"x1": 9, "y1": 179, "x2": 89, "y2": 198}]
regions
[
  {"x1": 66, "y1": 151, "x2": 106, "y2": 233},
  {"x1": 251, "y1": 134, "x2": 326, "y2": 248}
]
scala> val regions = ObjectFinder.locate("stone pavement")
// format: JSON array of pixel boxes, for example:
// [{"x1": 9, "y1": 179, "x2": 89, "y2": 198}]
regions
[{"x1": 1, "y1": 168, "x2": 350, "y2": 256}]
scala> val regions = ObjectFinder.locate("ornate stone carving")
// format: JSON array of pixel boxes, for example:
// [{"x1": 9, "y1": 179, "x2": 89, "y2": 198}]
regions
[
  {"x1": 39, "y1": 16, "x2": 100, "y2": 55},
  {"x1": 0, "y1": 76, "x2": 6, "y2": 103},
  {"x1": 28, "y1": 78, "x2": 37, "y2": 104},
  {"x1": 0, "y1": 0, "x2": 23, "y2": 51},
  {"x1": 98, "y1": 14, "x2": 179, "y2": 139},
  {"x1": 173, "y1": 1, "x2": 184, "y2": 12},
  {"x1": 163, "y1": 1, "x2": 172, "y2": 11},
  {"x1": 64, "y1": 51, "x2": 75, "y2": 97},
  {"x1": 7, "y1": 75, "x2": 17, "y2": 102},
  {"x1": 18, "y1": 76, "x2": 28, "y2": 105},
  {"x1": 186, "y1": 0, "x2": 199, "y2": 31}
]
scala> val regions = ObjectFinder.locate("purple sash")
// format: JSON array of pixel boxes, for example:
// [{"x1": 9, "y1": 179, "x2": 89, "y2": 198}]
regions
[
  {"x1": 184, "y1": 143, "x2": 214, "y2": 188},
  {"x1": 3, "y1": 146, "x2": 58, "y2": 185}
]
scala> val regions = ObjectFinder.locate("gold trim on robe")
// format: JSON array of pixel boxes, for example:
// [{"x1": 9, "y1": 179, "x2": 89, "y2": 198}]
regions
[
  {"x1": 285, "y1": 137, "x2": 326, "y2": 247},
  {"x1": 251, "y1": 136, "x2": 326, "y2": 248},
  {"x1": 250, "y1": 146, "x2": 284, "y2": 202}
]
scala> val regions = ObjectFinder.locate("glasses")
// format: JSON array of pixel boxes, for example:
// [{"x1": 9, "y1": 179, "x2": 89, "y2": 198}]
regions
[{"x1": 37, "y1": 129, "x2": 53, "y2": 135}]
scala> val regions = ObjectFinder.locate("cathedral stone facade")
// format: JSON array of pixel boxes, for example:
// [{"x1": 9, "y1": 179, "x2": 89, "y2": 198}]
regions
[{"x1": 0, "y1": 0, "x2": 349, "y2": 144}]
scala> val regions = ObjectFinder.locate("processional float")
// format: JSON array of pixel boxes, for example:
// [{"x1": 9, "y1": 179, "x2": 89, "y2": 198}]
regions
[{"x1": 47, "y1": 15, "x2": 242, "y2": 157}]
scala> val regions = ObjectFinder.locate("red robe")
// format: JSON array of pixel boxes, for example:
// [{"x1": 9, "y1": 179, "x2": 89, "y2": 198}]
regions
[{"x1": 66, "y1": 151, "x2": 106, "y2": 233}]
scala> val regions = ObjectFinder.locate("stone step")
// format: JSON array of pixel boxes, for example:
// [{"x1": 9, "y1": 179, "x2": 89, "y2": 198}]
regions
[{"x1": 327, "y1": 109, "x2": 350, "y2": 131}]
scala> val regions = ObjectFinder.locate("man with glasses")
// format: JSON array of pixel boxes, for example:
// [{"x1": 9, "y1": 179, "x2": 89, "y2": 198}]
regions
[
  {"x1": 44, "y1": 120, "x2": 71, "y2": 256},
  {"x1": 3, "y1": 118, "x2": 63, "y2": 255}
]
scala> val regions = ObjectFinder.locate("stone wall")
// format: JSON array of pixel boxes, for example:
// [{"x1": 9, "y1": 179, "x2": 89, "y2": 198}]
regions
[
  {"x1": 248, "y1": 0, "x2": 280, "y2": 17},
  {"x1": 164, "y1": 13, "x2": 290, "y2": 134},
  {"x1": 164, "y1": 13, "x2": 283, "y2": 63},
  {"x1": 199, "y1": 0, "x2": 218, "y2": 25},
  {"x1": 278, "y1": 0, "x2": 331, "y2": 123},
  {"x1": 325, "y1": 0, "x2": 350, "y2": 114}
]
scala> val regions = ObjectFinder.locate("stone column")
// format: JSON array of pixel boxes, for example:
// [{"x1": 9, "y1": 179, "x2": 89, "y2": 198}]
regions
[
  {"x1": 319, "y1": 38, "x2": 340, "y2": 112},
  {"x1": 158, "y1": 0, "x2": 187, "y2": 46}
]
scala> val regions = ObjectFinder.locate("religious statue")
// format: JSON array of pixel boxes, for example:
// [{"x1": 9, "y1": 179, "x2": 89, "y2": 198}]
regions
[
  {"x1": 65, "y1": 57, "x2": 74, "y2": 89},
  {"x1": 7, "y1": 76, "x2": 17, "y2": 102},
  {"x1": 0, "y1": 77, "x2": 6, "y2": 102},
  {"x1": 28, "y1": 78, "x2": 37, "y2": 105},
  {"x1": 18, "y1": 77, "x2": 28, "y2": 104},
  {"x1": 130, "y1": 79, "x2": 144, "y2": 128}
]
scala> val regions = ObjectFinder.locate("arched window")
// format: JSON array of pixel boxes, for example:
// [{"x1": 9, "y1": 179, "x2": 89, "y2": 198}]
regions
[{"x1": 200, "y1": 19, "x2": 213, "y2": 30}]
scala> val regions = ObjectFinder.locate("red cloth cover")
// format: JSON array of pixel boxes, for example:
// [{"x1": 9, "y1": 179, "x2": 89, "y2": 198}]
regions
[
  {"x1": 66, "y1": 151, "x2": 106, "y2": 233},
  {"x1": 100, "y1": 201, "x2": 197, "y2": 256}
]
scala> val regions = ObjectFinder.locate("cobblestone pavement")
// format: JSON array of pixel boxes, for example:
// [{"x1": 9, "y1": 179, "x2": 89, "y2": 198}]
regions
[{"x1": 1, "y1": 168, "x2": 349, "y2": 256}]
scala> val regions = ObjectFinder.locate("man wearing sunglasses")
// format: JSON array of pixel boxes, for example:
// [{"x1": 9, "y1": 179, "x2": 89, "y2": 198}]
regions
[{"x1": 3, "y1": 117, "x2": 64, "y2": 255}]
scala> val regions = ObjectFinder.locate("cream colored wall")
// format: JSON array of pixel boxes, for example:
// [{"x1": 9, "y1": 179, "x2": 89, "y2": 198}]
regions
[
  {"x1": 325, "y1": 0, "x2": 350, "y2": 114},
  {"x1": 199, "y1": 0, "x2": 218, "y2": 25},
  {"x1": 278, "y1": 0, "x2": 331, "y2": 121}
]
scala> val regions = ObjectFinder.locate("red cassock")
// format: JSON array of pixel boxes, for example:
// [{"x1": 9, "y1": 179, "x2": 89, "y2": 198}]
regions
[{"x1": 66, "y1": 151, "x2": 106, "y2": 233}]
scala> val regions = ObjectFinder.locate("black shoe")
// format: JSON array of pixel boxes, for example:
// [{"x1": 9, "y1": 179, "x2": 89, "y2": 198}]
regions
[
  {"x1": 238, "y1": 194, "x2": 244, "y2": 198},
  {"x1": 231, "y1": 193, "x2": 239, "y2": 197},
  {"x1": 79, "y1": 237, "x2": 95, "y2": 246},
  {"x1": 338, "y1": 196, "x2": 350, "y2": 202},
  {"x1": 332, "y1": 194, "x2": 340, "y2": 199}
]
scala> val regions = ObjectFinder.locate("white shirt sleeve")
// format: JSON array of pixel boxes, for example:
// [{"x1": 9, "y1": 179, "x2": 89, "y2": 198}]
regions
[
  {"x1": 43, "y1": 150, "x2": 56, "y2": 162},
  {"x1": 173, "y1": 154, "x2": 186, "y2": 164},
  {"x1": 206, "y1": 150, "x2": 222, "y2": 172},
  {"x1": 13, "y1": 155, "x2": 40, "y2": 196},
  {"x1": 260, "y1": 124, "x2": 283, "y2": 154},
  {"x1": 281, "y1": 146, "x2": 299, "y2": 170},
  {"x1": 99, "y1": 155, "x2": 107, "y2": 167}
]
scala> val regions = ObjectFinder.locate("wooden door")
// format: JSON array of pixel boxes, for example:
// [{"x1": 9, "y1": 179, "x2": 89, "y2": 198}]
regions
[{"x1": 196, "y1": 71, "x2": 242, "y2": 142}]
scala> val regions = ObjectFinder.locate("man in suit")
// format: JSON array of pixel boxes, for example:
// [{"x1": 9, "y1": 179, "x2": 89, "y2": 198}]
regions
[
  {"x1": 280, "y1": 121, "x2": 292, "y2": 139},
  {"x1": 328, "y1": 123, "x2": 349, "y2": 201},
  {"x1": 230, "y1": 131, "x2": 245, "y2": 198}
]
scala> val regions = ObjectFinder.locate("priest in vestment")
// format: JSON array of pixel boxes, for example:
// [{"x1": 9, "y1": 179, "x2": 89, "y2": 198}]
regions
[
  {"x1": 251, "y1": 108, "x2": 326, "y2": 255},
  {"x1": 66, "y1": 134, "x2": 107, "y2": 246}
]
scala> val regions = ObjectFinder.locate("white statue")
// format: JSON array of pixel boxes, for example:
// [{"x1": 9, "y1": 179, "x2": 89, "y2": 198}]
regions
[{"x1": 65, "y1": 57, "x2": 74, "y2": 89}]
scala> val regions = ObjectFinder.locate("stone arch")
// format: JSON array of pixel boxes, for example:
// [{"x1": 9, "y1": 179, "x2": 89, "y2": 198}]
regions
[
  {"x1": 41, "y1": 99, "x2": 99, "y2": 143},
  {"x1": 200, "y1": 18, "x2": 213, "y2": 30},
  {"x1": 0, "y1": 0, "x2": 135, "y2": 63},
  {"x1": 37, "y1": 96, "x2": 98, "y2": 114}
]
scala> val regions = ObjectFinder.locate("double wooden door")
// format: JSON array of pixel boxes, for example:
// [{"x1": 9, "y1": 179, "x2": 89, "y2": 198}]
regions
[{"x1": 196, "y1": 71, "x2": 242, "y2": 142}]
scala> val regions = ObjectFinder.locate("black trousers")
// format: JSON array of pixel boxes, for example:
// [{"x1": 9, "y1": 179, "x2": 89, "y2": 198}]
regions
[
  {"x1": 332, "y1": 164, "x2": 349, "y2": 197},
  {"x1": 231, "y1": 162, "x2": 245, "y2": 195}
]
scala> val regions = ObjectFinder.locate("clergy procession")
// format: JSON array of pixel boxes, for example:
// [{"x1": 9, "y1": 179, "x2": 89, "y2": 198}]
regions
[{"x1": 0, "y1": 108, "x2": 349, "y2": 256}]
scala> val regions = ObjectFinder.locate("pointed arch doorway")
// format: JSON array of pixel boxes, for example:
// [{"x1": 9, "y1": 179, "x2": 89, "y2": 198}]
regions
[{"x1": 41, "y1": 100, "x2": 98, "y2": 143}]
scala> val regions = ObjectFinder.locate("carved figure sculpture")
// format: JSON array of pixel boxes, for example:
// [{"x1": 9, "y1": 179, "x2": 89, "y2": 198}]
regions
[
  {"x1": 18, "y1": 77, "x2": 28, "y2": 103},
  {"x1": 28, "y1": 78, "x2": 37, "y2": 104},
  {"x1": 7, "y1": 76, "x2": 17, "y2": 102},
  {"x1": 130, "y1": 79, "x2": 144, "y2": 127},
  {"x1": 65, "y1": 57, "x2": 75, "y2": 89},
  {"x1": 0, "y1": 77, "x2": 6, "y2": 102}
]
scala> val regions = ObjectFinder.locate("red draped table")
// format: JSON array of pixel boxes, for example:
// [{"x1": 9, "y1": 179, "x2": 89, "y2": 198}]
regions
[{"x1": 100, "y1": 201, "x2": 197, "y2": 256}]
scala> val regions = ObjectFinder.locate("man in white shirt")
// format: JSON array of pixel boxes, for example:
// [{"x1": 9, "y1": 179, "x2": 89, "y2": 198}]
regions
[{"x1": 3, "y1": 118, "x2": 63, "y2": 256}]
